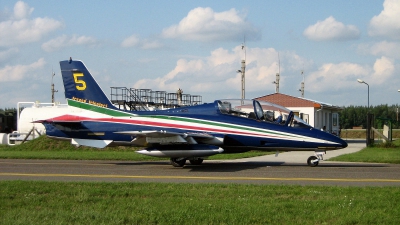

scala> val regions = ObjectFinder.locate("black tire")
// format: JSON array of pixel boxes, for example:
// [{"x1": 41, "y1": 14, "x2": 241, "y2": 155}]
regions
[
  {"x1": 307, "y1": 156, "x2": 319, "y2": 167},
  {"x1": 170, "y1": 158, "x2": 186, "y2": 167},
  {"x1": 189, "y1": 158, "x2": 204, "y2": 165}
]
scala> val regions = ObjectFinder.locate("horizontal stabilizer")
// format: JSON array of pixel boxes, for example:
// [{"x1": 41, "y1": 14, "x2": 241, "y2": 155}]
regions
[
  {"x1": 71, "y1": 138, "x2": 112, "y2": 148},
  {"x1": 34, "y1": 115, "x2": 83, "y2": 124}
]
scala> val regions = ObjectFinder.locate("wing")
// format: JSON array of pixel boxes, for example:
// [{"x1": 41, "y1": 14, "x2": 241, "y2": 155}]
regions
[{"x1": 114, "y1": 130, "x2": 223, "y2": 146}]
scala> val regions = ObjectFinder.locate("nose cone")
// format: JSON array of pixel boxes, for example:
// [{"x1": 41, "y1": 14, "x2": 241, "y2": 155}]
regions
[
  {"x1": 337, "y1": 136, "x2": 348, "y2": 149},
  {"x1": 318, "y1": 130, "x2": 348, "y2": 149}
]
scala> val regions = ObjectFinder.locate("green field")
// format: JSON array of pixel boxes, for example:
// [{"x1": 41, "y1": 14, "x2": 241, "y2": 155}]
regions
[
  {"x1": 1, "y1": 136, "x2": 400, "y2": 224},
  {"x1": 1, "y1": 181, "x2": 399, "y2": 224},
  {"x1": 329, "y1": 139, "x2": 400, "y2": 164}
]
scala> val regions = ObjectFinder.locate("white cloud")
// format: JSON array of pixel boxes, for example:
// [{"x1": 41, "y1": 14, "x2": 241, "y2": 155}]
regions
[
  {"x1": 132, "y1": 46, "x2": 307, "y2": 99},
  {"x1": 307, "y1": 57, "x2": 395, "y2": 93},
  {"x1": 121, "y1": 35, "x2": 140, "y2": 47},
  {"x1": 0, "y1": 1, "x2": 62, "y2": 47},
  {"x1": 371, "y1": 56, "x2": 395, "y2": 84},
  {"x1": 0, "y1": 58, "x2": 45, "y2": 82},
  {"x1": 0, "y1": 48, "x2": 19, "y2": 62},
  {"x1": 121, "y1": 35, "x2": 163, "y2": 49},
  {"x1": 369, "y1": 0, "x2": 400, "y2": 39},
  {"x1": 303, "y1": 16, "x2": 360, "y2": 41},
  {"x1": 141, "y1": 39, "x2": 163, "y2": 49},
  {"x1": 358, "y1": 41, "x2": 400, "y2": 59},
  {"x1": 42, "y1": 34, "x2": 97, "y2": 52},
  {"x1": 134, "y1": 58, "x2": 206, "y2": 92},
  {"x1": 162, "y1": 7, "x2": 260, "y2": 42},
  {"x1": 12, "y1": 1, "x2": 33, "y2": 20},
  {"x1": 307, "y1": 62, "x2": 370, "y2": 92}
]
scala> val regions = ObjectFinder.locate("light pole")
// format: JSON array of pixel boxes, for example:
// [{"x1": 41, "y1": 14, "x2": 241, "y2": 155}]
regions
[
  {"x1": 358, "y1": 79, "x2": 371, "y2": 146},
  {"x1": 398, "y1": 90, "x2": 400, "y2": 122},
  {"x1": 357, "y1": 79, "x2": 369, "y2": 110}
]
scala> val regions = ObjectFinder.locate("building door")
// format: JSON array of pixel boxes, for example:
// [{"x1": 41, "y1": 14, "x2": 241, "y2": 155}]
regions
[{"x1": 331, "y1": 113, "x2": 339, "y2": 135}]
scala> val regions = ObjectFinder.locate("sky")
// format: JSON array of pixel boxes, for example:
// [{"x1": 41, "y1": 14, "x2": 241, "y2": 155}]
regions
[{"x1": 1, "y1": 0, "x2": 399, "y2": 108}]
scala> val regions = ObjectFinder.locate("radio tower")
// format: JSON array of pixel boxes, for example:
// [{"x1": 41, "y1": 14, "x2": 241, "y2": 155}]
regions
[
  {"x1": 237, "y1": 37, "x2": 246, "y2": 100},
  {"x1": 51, "y1": 71, "x2": 58, "y2": 103},
  {"x1": 299, "y1": 70, "x2": 305, "y2": 98},
  {"x1": 273, "y1": 53, "x2": 280, "y2": 93}
]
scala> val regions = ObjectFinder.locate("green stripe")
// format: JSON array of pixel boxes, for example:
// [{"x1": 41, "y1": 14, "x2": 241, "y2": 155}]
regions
[
  {"x1": 68, "y1": 99, "x2": 132, "y2": 117},
  {"x1": 68, "y1": 100, "x2": 297, "y2": 139},
  {"x1": 142, "y1": 115, "x2": 295, "y2": 138}
]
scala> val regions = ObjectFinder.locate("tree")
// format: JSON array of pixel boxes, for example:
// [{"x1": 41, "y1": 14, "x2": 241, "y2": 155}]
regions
[{"x1": 339, "y1": 104, "x2": 400, "y2": 129}]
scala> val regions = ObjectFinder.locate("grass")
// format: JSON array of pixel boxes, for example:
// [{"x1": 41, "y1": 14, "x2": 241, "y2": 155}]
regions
[
  {"x1": 2, "y1": 135, "x2": 400, "y2": 164},
  {"x1": 1, "y1": 138, "x2": 399, "y2": 224},
  {"x1": 329, "y1": 139, "x2": 400, "y2": 164},
  {"x1": 0, "y1": 135, "x2": 273, "y2": 160},
  {"x1": 1, "y1": 181, "x2": 399, "y2": 224}
]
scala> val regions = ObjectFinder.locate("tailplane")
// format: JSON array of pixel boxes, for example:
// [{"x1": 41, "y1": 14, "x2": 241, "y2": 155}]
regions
[{"x1": 59, "y1": 58, "x2": 116, "y2": 109}]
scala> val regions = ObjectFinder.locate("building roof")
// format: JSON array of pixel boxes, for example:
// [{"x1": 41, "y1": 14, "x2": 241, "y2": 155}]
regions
[{"x1": 255, "y1": 93, "x2": 342, "y2": 110}]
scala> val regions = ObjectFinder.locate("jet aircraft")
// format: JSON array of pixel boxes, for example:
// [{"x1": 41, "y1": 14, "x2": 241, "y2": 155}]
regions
[{"x1": 38, "y1": 58, "x2": 347, "y2": 167}]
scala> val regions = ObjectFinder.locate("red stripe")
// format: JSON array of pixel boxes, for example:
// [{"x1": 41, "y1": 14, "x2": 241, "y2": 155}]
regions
[{"x1": 46, "y1": 115, "x2": 284, "y2": 139}]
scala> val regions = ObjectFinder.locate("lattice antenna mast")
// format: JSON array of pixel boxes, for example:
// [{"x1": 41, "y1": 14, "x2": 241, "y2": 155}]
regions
[
  {"x1": 51, "y1": 70, "x2": 58, "y2": 103},
  {"x1": 238, "y1": 36, "x2": 246, "y2": 101},
  {"x1": 273, "y1": 53, "x2": 280, "y2": 93},
  {"x1": 299, "y1": 69, "x2": 305, "y2": 98}
]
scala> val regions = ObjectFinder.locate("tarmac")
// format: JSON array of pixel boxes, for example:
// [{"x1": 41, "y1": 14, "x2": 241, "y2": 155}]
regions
[{"x1": 227, "y1": 139, "x2": 366, "y2": 163}]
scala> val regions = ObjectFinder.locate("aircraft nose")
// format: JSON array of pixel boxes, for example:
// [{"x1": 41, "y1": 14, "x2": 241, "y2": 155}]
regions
[
  {"x1": 339, "y1": 138, "x2": 348, "y2": 148},
  {"x1": 330, "y1": 134, "x2": 347, "y2": 149},
  {"x1": 319, "y1": 131, "x2": 348, "y2": 149}
]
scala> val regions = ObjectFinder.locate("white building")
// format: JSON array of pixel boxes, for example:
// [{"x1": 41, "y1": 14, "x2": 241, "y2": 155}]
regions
[{"x1": 256, "y1": 93, "x2": 342, "y2": 135}]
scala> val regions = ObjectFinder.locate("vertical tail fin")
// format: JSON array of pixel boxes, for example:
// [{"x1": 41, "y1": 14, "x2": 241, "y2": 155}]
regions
[{"x1": 59, "y1": 58, "x2": 116, "y2": 109}]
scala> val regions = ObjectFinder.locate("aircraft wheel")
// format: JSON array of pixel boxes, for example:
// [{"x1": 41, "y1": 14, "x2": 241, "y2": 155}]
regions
[
  {"x1": 307, "y1": 156, "x2": 319, "y2": 167},
  {"x1": 189, "y1": 158, "x2": 204, "y2": 165},
  {"x1": 170, "y1": 158, "x2": 186, "y2": 167}
]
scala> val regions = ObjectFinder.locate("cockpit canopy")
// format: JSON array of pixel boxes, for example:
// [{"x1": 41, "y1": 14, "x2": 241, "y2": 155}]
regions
[{"x1": 217, "y1": 99, "x2": 311, "y2": 128}]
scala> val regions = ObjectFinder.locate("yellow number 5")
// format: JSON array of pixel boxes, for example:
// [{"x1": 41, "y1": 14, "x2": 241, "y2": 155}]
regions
[{"x1": 73, "y1": 73, "x2": 87, "y2": 90}]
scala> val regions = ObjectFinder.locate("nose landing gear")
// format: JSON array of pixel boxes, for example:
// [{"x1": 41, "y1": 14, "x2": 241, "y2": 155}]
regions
[{"x1": 307, "y1": 151, "x2": 326, "y2": 167}]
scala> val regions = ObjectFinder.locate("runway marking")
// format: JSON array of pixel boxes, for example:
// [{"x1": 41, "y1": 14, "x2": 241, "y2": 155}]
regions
[{"x1": 1, "y1": 173, "x2": 400, "y2": 183}]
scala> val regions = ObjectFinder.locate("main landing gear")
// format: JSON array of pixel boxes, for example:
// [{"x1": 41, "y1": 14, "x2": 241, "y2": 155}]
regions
[
  {"x1": 169, "y1": 157, "x2": 204, "y2": 167},
  {"x1": 307, "y1": 151, "x2": 326, "y2": 167}
]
